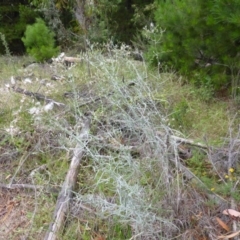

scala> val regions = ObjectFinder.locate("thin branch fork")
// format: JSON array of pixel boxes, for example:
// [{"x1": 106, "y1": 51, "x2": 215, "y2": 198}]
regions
[{"x1": 44, "y1": 118, "x2": 91, "y2": 240}]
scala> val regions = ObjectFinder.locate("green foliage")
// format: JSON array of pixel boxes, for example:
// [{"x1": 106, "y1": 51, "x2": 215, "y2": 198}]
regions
[
  {"x1": 147, "y1": 0, "x2": 240, "y2": 94},
  {"x1": 0, "y1": 32, "x2": 11, "y2": 56},
  {"x1": 108, "y1": 222, "x2": 132, "y2": 240},
  {"x1": 187, "y1": 151, "x2": 240, "y2": 200},
  {"x1": 187, "y1": 151, "x2": 208, "y2": 176},
  {"x1": 22, "y1": 18, "x2": 59, "y2": 62},
  {"x1": 90, "y1": 0, "x2": 154, "y2": 44},
  {"x1": 191, "y1": 74, "x2": 215, "y2": 102},
  {"x1": 0, "y1": 2, "x2": 39, "y2": 54},
  {"x1": 170, "y1": 99, "x2": 190, "y2": 130},
  {"x1": 26, "y1": 1, "x2": 155, "y2": 49},
  {"x1": 30, "y1": 0, "x2": 79, "y2": 48},
  {"x1": 19, "y1": 4, "x2": 38, "y2": 24}
]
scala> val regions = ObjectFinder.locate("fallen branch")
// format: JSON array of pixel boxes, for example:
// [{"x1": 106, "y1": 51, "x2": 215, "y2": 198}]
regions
[
  {"x1": 44, "y1": 117, "x2": 91, "y2": 240},
  {"x1": 170, "y1": 135, "x2": 209, "y2": 150},
  {"x1": 0, "y1": 183, "x2": 59, "y2": 193},
  {"x1": 156, "y1": 131, "x2": 209, "y2": 150},
  {"x1": 12, "y1": 86, "x2": 65, "y2": 107}
]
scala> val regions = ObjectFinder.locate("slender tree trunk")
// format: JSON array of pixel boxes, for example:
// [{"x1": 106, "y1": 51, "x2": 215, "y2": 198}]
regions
[{"x1": 74, "y1": 0, "x2": 87, "y2": 31}]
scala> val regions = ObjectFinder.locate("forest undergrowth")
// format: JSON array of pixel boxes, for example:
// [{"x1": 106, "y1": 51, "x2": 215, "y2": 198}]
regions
[{"x1": 0, "y1": 44, "x2": 240, "y2": 240}]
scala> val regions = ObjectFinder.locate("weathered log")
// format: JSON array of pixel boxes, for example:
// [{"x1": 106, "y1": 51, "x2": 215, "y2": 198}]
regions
[{"x1": 44, "y1": 118, "x2": 91, "y2": 240}]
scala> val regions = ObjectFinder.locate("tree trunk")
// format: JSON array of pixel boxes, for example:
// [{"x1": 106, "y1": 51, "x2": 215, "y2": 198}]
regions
[{"x1": 74, "y1": 0, "x2": 87, "y2": 31}]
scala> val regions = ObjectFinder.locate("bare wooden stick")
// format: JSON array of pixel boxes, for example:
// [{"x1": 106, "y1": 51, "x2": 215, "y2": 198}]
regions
[
  {"x1": 156, "y1": 131, "x2": 209, "y2": 150},
  {"x1": 44, "y1": 118, "x2": 91, "y2": 240},
  {"x1": 170, "y1": 135, "x2": 209, "y2": 149}
]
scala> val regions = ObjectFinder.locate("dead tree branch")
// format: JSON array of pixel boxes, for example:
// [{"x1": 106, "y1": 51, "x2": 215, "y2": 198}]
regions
[
  {"x1": 156, "y1": 131, "x2": 209, "y2": 150},
  {"x1": 170, "y1": 135, "x2": 209, "y2": 150},
  {"x1": 12, "y1": 86, "x2": 65, "y2": 107},
  {"x1": 44, "y1": 117, "x2": 91, "y2": 240}
]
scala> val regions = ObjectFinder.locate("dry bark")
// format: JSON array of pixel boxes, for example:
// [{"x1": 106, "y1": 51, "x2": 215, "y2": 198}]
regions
[{"x1": 44, "y1": 118, "x2": 91, "y2": 240}]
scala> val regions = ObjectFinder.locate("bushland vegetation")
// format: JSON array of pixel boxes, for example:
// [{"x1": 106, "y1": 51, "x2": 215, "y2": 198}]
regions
[{"x1": 1, "y1": 1, "x2": 240, "y2": 239}]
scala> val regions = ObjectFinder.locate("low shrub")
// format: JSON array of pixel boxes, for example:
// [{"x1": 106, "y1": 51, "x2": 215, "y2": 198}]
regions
[
  {"x1": 146, "y1": 0, "x2": 240, "y2": 96},
  {"x1": 22, "y1": 18, "x2": 59, "y2": 62}
]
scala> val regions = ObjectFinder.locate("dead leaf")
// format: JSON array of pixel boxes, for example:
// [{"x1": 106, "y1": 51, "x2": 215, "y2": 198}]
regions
[
  {"x1": 5, "y1": 174, "x2": 11, "y2": 180},
  {"x1": 217, "y1": 230, "x2": 240, "y2": 239},
  {"x1": 223, "y1": 209, "x2": 240, "y2": 217},
  {"x1": 216, "y1": 217, "x2": 230, "y2": 232}
]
